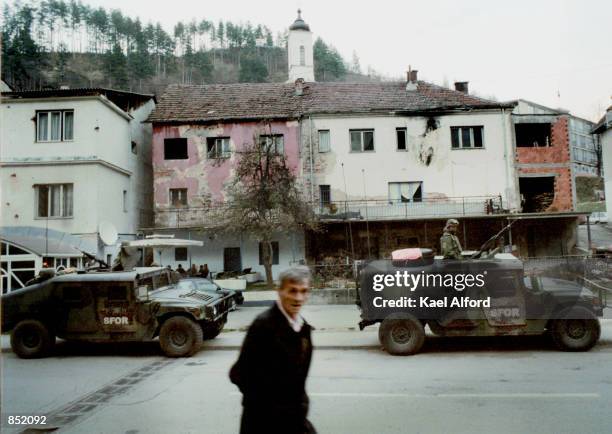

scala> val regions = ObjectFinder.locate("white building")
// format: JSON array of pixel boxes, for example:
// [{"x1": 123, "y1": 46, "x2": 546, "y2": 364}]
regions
[
  {"x1": 1, "y1": 88, "x2": 155, "y2": 291},
  {"x1": 594, "y1": 106, "x2": 612, "y2": 220}
]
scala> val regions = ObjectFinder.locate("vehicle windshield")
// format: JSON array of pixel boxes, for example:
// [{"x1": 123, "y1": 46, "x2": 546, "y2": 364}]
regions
[{"x1": 137, "y1": 271, "x2": 173, "y2": 292}]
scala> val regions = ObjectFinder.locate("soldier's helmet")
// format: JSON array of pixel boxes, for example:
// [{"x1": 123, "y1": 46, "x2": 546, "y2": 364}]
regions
[{"x1": 445, "y1": 218, "x2": 459, "y2": 230}]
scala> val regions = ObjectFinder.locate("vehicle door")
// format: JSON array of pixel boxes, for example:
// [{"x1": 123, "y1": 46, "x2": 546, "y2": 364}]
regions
[
  {"x1": 96, "y1": 283, "x2": 139, "y2": 333},
  {"x1": 55, "y1": 283, "x2": 99, "y2": 333},
  {"x1": 480, "y1": 269, "x2": 527, "y2": 327}
]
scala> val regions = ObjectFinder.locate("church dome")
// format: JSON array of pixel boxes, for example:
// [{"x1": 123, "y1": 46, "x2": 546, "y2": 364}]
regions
[{"x1": 289, "y1": 9, "x2": 310, "y2": 31}]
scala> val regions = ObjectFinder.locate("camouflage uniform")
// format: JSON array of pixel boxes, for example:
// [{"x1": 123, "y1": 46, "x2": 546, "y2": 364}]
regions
[{"x1": 440, "y1": 228, "x2": 463, "y2": 260}]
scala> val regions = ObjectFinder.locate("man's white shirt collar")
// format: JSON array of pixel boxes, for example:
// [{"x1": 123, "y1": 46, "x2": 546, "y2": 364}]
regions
[{"x1": 276, "y1": 299, "x2": 304, "y2": 333}]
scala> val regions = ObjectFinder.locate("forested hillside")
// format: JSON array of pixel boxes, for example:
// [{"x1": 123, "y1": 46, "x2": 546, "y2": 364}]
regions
[{"x1": 2, "y1": 0, "x2": 367, "y2": 94}]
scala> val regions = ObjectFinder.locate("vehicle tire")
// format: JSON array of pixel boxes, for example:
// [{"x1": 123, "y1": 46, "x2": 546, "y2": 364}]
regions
[
  {"x1": 159, "y1": 316, "x2": 203, "y2": 357},
  {"x1": 550, "y1": 307, "x2": 601, "y2": 352},
  {"x1": 10, "y1": 320, "x2": 55, "y2": 359},
  {"x1": 202, "y1": 317, "x2": 226, "y2": 340},
  {"x1": 379, "y1": 313, "x2": 425, "y2": 355}
]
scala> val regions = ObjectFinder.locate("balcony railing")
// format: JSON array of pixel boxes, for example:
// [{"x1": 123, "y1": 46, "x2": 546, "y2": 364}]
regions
[
  {"x1": 151, "y1": 195, "x2": 504, "y2": 229},
  {"x1": 315, "y1": 196, "x2": 504, "y2": 221}
]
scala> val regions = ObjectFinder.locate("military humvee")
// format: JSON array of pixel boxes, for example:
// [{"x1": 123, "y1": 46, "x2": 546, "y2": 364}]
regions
[
  {"x1": 357, "y1": 249, "x2": 607, "y2": 355},
  {"x1": 1, "y1": 267, "x2": 235, "y2": 358}
]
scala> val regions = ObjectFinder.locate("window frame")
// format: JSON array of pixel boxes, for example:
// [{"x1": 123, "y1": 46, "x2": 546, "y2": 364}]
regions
[
  {"x1": 388, "y1": 181, "x2": 423, "y2": 203},
  {"x1": 36, "y1": 109, "x2": 74, "y2": 142},
  {"x1": 169, "y1": 188, "x2": 188, "y2": 206},
  {"x1": 349, "y1": 129, "x2": 375, "y2": 153},
  {"x1": 35, "y1": 183, "x2": 74, "y2": 219},
  {"x1": 206, "y1": 137, "x2": 231, "y2": 159},
  {"x1": 396, "y1": 127, "x2": 407, "y2": 151},
  {"x1": 259, "y1": 134, "x2": 285, "y2": 154},
  {"x1": 450, "y1": 126, "x2": 484, "y2": 149},
  {"x1": 318, "y1": 130, "x2": 331, "y2": 153},
  {"x1": 319, "y1": 185, "x2": 331, "y2": 206}
]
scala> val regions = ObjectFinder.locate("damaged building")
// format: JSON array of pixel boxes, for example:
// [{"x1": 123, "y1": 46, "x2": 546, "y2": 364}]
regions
[
  {"x1": 512, "y1": 100, "x2": 601, "y2": 213},
  {"x1": 144, "y1": 12, "x2": 591, "y2": 276}
]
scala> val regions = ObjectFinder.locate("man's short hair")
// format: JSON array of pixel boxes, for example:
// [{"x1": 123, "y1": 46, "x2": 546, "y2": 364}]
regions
[{"x1": 278, "y1": 266, "x2": 312, "y2": 288}]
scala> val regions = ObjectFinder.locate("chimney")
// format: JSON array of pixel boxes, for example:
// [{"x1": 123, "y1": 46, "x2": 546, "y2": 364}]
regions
[
  {"x1": 454, "y1": 81, "x2": 469, "y2": 94},
  {"x1": 294, "y1": 78, "x2": 305, "y2": 96},
  {"x1": 406, "y1": 66, "x2": 418, "y2": 91}
]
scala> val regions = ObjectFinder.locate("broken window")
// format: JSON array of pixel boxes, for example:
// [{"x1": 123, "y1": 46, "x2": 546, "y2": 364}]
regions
[
  {"x1": 164, "y1": 138, "x2": 188, "y2": 160},
  {"x1": 515, "y1": 123, "x2": 551, "y2": 147},
  {"x1": 207, "y1": 137, "x2": 231, "y2": 159},
  {"x1": 396, "y1": 128, "x2": 407, "y2": 151},
  {"x1": 260, "y1": 134, "x2": 284, "y2": 154},
  {"x1": 388, "y1": 182, "x2": 422, "y2": 203},
  {"x1": 519, "y1": 176, "x2": 555, "y2": 212},
  {"x1": 259, "y1": 241, "x2": 279, "y2": 265},
  {"x1": 37, "y1": 110, "x2": 74, "y2": 142},
  {"x1": 318, "y1": 130, "x2": 330, "y2": 153},
  {"x1": 319, "y1": 185, "x2": 331, "y2": 206},
  {"x1": 451, "y1": 126, "x2": 484, "y2": 149},
  {"x1": 169, "y1": 188, "x2": 188, "y2": 206},
  {"x1": 36, "y1": 184, "x2": 73, "y2": 218},
  {"x1": 350, "y1": 129, "x2": 374, "y2": 152}
]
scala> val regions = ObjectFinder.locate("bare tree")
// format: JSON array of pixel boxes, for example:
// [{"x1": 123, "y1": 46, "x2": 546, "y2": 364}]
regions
[{"x1": 221, "y1": 123, "x2": 318, "y2": 284}]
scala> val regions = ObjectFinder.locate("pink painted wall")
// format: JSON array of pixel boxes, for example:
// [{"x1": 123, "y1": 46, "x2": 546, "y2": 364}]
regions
[{"x1": 152, "y1": 121, "x2": 300, "y2": 210}]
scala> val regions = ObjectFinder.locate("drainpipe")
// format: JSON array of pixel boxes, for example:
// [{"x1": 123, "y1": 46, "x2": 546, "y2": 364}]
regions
[
  {"x1": 309, "y1": 116, "x2": 315, "y2": 203},
  {"x1": 500, "y1": 108, "x2": 512, "y2": 209}
]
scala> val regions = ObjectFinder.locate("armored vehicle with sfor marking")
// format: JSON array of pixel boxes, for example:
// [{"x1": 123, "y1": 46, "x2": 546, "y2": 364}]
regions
[{"x1": 2, "y1": 267, "x2": 235, "y2": 358}]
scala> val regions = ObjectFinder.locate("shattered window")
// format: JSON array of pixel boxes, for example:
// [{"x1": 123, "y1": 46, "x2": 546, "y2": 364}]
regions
[
  {"x1": 388, "y1": 182, "x2": 422, "y2": 203},
  {"x1": 164, "y1": 138, "x2": 188, "y2": 159},
  {"x1": 207, "y1": 137, "x2": 231, "y2": 159},
  {"x1": 515, "y1": 123, "x2": 551, "y2": 147}
]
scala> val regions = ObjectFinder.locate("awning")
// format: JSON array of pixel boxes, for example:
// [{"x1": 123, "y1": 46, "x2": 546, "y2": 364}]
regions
[
  {"x1": 1, "y1": 227, "x2": 84, "y2": 257},
  {"x1": 124, "y1": 237, "x2": 203, "y2": 248}
]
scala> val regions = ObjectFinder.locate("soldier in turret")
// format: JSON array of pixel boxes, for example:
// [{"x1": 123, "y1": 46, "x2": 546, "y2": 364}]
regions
[{"x1": 440, "y1": 218, "x2": 463, "y2": 260}]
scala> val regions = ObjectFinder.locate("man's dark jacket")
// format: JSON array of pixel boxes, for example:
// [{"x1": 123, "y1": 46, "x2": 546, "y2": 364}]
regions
[{"x1": 229, "y1": 303, "x2": 315, "y2": 434}]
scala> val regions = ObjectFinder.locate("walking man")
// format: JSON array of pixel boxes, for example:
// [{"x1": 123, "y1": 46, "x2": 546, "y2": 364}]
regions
[{"x1": 229, "y1": 266, "x2": 316, "y2": 434}]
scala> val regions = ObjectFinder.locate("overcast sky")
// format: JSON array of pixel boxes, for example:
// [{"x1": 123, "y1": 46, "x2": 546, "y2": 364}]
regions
[{"x1": 87, "y1": 0, "x2": 612, "y2": 121}]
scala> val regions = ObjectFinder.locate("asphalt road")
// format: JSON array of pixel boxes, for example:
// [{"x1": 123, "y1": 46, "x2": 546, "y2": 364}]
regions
[{"x1": 2, "y1": 329, "x2": 612, "y2": 434}]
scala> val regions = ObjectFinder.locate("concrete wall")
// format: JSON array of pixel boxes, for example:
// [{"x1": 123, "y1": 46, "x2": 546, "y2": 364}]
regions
[{"x1": 301, "y1": 110, "x2": 519, "y2": 209}]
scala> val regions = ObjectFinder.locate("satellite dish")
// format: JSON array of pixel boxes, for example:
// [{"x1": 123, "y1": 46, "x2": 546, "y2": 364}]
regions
[{"x1": 99, "y1": 221, "x2": 118, "y2": 246}]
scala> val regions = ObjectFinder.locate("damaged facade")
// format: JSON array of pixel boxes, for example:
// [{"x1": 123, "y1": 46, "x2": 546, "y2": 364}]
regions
[
  {"x1": 512, "y1": 100, "x2": 601, "y2": 213},
  {"x1": 145, "y1": 12, "x2": 589, "y2": 275},
  {"x1": 0, "y1": 88, "x2": 156, "y2": 291}
]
